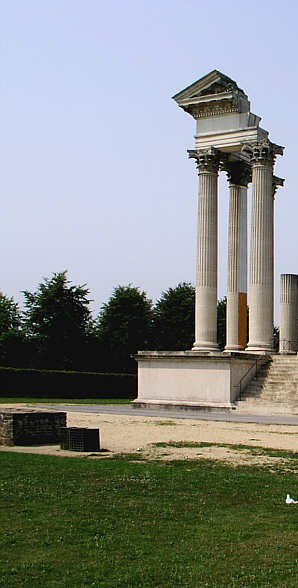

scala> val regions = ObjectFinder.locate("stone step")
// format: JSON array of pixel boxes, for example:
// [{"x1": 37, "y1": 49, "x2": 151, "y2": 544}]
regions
[
  {"x1": 254, "y1": 375, "x2": 298, "y2": 381},
  {"x1": 235, "y1": 354, "x2": 298, "y2": 414},
  {"x1": 266, "y1": 376, "x2": 298, "y2": 380},
  {"x1": 237, "y1": 398, "x2": 298, "y2": 407},
  {"x1": 259, "y1": 381, "x2": 298, "y2": 387},
  {"x1": 271, "y1": 356, "x2": 298, "y2": 360},
  {"x1": 245, "y1": 377, "x2": 298, "y2": 386},
  {"x1": 257, "y1": 385, "x2": 298, "y2": 390},
  {"x1": 236, "y1": 406, "x2": 298, "y2": 414},
  {"x1": 242, "y1": 387, "x2": 298, "y2": 397},
  {"x1": 266, "y1": 367, "x2": 298, "y2": 371},
  {"x1": 244, "y1": 380, "x2": 298, "y2": 389},
  {"x1": 269, "y1": 365, "x2": 298, "y2": 369},
  {"x1": 265, "y1": 366, "x2": 298, "y2": 369},
  {"x1": 239, "y1": 395, "x2": 298, "y2": 404},
  {"x1": 270, "y1": 364, "x2": 298, "y2": 368},
  {"x1": 237, "y1": 395, "x2": 298, "y2": 404},
  {"x1": 241, "y1": 396, "x2": 298, "y2": 404},
  {"x1": 271, "y1": 354, "x2": 298, "y2": 359},
  {"x1": 258, "y1": 376, "x2": 293, "y2": 381},
  {"x1": 235, "y1": 405, "x2": 298, "y2": 415},
  {"x1": 266, "y1": 374, "x2": 298, "y2": 378},
  {"x1": 271, "y1": 362, "x2": 298, "y2": 365},
  {"x1": 239, "y1": 400, "x2": 296, "y2": 407},
  {"x1": 269, "y1": 368, "x2": 298, "y2": 372},
  {"x1": 270, "y1": 356, "x2": 298, "y2": 365},
  {"x1": 269, "y1": 373, "x2": 298, "y2": 376}
]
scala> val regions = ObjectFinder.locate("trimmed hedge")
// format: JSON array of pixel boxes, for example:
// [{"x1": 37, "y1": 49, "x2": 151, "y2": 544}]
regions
[{"x1": 0, "y1": 367, "x2": 137, "y2": 399}]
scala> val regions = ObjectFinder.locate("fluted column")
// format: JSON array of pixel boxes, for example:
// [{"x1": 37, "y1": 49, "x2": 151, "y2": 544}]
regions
[
  {"x1": 279, "y1": 274, "x2": 298, "y2": 354},
  {"x1": 225, "y1": 163, "x2": 251, "y2": 351},
  {"x1": 245, "y1": 141, "x2": 284, "y2": 352},
  {"x1": 189, "y1": 148, "x2": 220, "y2": 351}
]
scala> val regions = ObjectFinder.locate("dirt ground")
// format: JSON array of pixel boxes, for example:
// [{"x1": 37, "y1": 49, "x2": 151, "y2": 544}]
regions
[{"x1": 2, "y1": 404, "x2": 298, "y2": 468}]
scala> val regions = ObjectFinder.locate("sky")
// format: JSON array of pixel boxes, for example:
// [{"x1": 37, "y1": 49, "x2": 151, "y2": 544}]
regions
[{"x1": 0, "y1": 0, "x2": 296, "y2": 322}]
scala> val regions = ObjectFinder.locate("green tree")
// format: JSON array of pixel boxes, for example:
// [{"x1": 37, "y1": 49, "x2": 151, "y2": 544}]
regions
[
  {"x1": 96, "y1": 285, "x2": 153, "y2": 373},
  {"x1": 0, "y1": 293, "x2": 27, "y2": 367},
  {"x1": 152, "y1": 286, "x2": 229, "y2": 351},
  {"x1": 152, "y1": 282, "x2": 195, "y2": 350},
  {"x1": 217, "y1": 297, "x2": 227, "y2": 351},
  {"x1": 0, "y1": 293, "x2": 21, "y2": 333},
  {"x1": 23, "y1": 271, "x2": 93, "y2": 369},
  {"x1": 273, "y1": 325, "x2": 279, "y2": 352}
]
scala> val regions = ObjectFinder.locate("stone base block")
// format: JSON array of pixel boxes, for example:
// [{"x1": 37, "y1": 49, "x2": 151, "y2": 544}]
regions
[
  {"x1": 60, "y1": 427, "x2": 100, "y2": 452},
  {"x1": 245, "y1": 346, "x2": 273, "y2": 354},
  {"x1": 0, "y1": 409, "x2": 67, "y2": 446},
  {"x1": 132, "y1": 400, "x2": 233, "y2": 412},
  {"x1": 135, "y1": 351, "x2": 268, "y2": 411}
]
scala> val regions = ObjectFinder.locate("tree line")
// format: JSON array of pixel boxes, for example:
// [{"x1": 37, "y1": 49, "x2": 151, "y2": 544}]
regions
[{"x1": 0, "y1": 271, "x2": 231, "y2": 373}]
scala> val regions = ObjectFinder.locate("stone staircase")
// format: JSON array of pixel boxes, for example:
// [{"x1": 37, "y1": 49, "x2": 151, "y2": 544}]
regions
[{"x1": 235, "y1": 355, "x2": 298, "y2": 414}]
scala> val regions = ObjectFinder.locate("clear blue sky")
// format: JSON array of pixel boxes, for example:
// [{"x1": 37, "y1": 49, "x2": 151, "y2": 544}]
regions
[{"x1": 0, "y1": 0, "x2": 295, "y2": 322}]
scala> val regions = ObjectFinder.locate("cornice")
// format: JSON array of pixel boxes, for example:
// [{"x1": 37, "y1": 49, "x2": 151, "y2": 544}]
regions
[{"x1": 188, "y1": 97, "x2": 241, "y2": 119}]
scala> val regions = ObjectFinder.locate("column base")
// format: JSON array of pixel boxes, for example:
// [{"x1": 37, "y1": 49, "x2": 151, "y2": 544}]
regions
[
  {"x1": 224, "y1": 345, "x2": 245, "y2": 353},
  {"x1": 245, "y1": 343, "x2": 273, "y2": 354},
  {"x1": 192, "y1": 342, "x2": 219, "y2": 352}
]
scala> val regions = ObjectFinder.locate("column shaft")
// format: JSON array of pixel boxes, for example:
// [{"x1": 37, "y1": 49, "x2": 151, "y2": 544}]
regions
[
  {"x1": 192, "y1": 150, "x2": 219, "y2": 350},
  {"x1": 226, "y1": 184, "x2": 248, "y2": 351},
  {"x1": 247, "y1": 157, "x2": 274, "y2": 352},
  {"x1": 279, "y1": 274, "x2": 298, "y2": 354}
]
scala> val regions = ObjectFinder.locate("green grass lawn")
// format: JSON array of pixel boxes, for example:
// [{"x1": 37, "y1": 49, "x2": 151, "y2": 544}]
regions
[
  {"x1": 1, "y1": 452, "x2": 298, "y2": 586},
  {"x1": 0, "y1": 397, "x2": 132, "y2": 404}
]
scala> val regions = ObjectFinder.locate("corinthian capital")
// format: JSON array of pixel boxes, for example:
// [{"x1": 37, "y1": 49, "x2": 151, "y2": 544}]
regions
[
  {"x1": 188, "y1": 147, "x2": 220, "y2": 174},
  {"x1": 224, "y1": 161, "x2": 251, "y2": 187},
  {"x1": 242, "y1": 140, "x2": 284, "y2": 167}
]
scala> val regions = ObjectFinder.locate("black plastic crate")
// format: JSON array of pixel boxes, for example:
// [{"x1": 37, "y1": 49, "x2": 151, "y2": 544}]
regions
[{"x1": 60, "y1": 427, "x2": 100, "y2": 452}]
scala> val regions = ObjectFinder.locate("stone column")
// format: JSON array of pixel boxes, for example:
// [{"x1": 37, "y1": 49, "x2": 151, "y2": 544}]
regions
[
  {"x1": 279, "y1": 274, "x2": 298, "y2": 354},
  {"x1": 224, "y1": 162, "x2": 251, "y2": 351},
  {"x1": 189, "y1": 148, "x2": 220, "y2": 351},
  {"x1": 245, "y1": 141, "x2": 283, "y2": 353}
]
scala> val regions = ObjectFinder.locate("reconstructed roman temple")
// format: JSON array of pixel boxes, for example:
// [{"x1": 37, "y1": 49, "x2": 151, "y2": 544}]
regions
[{"x1": 133, "y1": 70, "x2": 296, "y2": 412}]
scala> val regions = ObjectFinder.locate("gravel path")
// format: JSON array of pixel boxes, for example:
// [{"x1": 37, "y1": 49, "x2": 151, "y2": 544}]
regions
[
  {"x1": 31, "y1": 403, "x2": 298, "y2": 426},
  {"x1": 1, "y1": 404, "x2": 298, "y2": 467}
]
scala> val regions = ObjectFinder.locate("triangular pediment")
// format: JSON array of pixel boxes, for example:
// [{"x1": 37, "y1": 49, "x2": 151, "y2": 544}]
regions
[{"x1": 172, "y1": 70, "x2": 243, "y2": 104}]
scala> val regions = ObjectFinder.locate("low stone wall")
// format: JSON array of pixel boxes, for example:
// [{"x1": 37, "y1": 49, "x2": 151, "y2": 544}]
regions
[{"x1": 0, "y1": 409, "x2": 67, "y2": 446}]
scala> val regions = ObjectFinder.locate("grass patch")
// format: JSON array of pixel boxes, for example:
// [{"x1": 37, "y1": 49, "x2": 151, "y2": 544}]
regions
[
  {"x1": 153, "y1": 441, "x2": 298, "y2": 460},
  {"x1": 153, "y1": 441, "x2": 217, "y2": 448},
  {"x1": 0, "y1": 398, "x2": 132, "y2": 405},
  {"x1": 2, "y1": 452, "x2": 298, "y2": 585}
]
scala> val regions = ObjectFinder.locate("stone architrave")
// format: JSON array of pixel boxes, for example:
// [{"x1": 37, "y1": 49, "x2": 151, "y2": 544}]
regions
[
  {"x1": 224, "y1": 162, "x2": 251, "y2": 351},
  {"x1": 244, "y1": 141, "x2": 284, "y2": 352},
  {"x1": 189, "y1": 148, "x2": 220, "y2": 351},
  {"x1": 279, "y1": 274, "x2": 298, "y2": 354}
]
